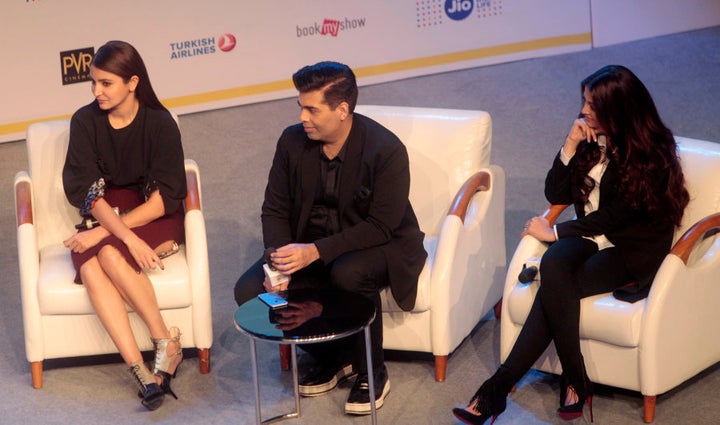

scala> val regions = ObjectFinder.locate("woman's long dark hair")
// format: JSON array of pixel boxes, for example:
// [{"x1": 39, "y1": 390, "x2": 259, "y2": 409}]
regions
[
  {"x1": 571, "y1": 65, "x2": 688, "y2": 226},
  {"x1": 91, "y1": 40, "x2": 167, "y2": 111}
]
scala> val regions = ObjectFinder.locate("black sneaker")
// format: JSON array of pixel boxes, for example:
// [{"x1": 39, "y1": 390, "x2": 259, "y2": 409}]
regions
[
  {"x1": 344, "y1": 367, "x2": 391, "y2": 415},
  {"x1": 298, "y1": 362, "x2": 355, "y2": 397}
]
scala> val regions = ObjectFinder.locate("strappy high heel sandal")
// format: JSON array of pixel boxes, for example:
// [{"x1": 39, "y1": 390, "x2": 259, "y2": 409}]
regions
[
  {"x1": 558, "y1": 384, "x2": 593, "y2": 422},
  {"x1": 557, "y1": 363, "x2": 594, "y2": 422},
  {"x1": 129, "y1": 361, "x2": 165, "y2": 411},
  {"x1": 452, "y1": 369, "x2": 509, "y2": 425},
  {"x1": 152, "y1": 326, "x2": 183, "y2": 400}
]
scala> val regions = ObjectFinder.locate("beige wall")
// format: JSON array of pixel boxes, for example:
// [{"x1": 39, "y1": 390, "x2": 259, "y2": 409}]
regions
[
  {"x1": 3, "y1": 0, "x2": 718, "y2": 143},
  {"x1": 590, "y1": 0, "x2": 720, "y2": 47},
  {"x1": 1, "y1": 0, "x2": 591, "y2": 143}
]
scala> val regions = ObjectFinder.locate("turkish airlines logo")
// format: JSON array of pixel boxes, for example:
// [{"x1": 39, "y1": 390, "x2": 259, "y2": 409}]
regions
[
  {"x1": 170, "y1": 34, "x2": 236, "y2": 60},
  {"x1": 218, "y1": 34, "x2": 236, "y2": 52}
]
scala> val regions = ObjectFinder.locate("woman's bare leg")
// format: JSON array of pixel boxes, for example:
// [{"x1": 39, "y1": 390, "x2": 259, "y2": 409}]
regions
[
  {"x1": 96, "y1": 246, "x2": 181, "y2": 375},
  {"x1": 79, "y1": 256, "x2": 144, "y2": 365},
  {"x1": 96, "y1": 245, "x2": 170, "y2": 340}
]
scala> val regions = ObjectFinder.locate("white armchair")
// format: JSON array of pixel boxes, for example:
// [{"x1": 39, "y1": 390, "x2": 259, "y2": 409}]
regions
[
  {"x1": 500, "y1": 136, "x2": 720, "y2": 422},
  {"x1": 14, "y1": 118, "x2": 213, "y2": 389},
  {"x1": 355, "y1": 105, "x2": 506, "y2": 382}
]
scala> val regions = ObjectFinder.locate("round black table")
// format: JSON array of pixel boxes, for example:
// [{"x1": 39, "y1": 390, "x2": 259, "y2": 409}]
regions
[{"x1": 234, "y1": 289, "x2": 377, "y2": 424}]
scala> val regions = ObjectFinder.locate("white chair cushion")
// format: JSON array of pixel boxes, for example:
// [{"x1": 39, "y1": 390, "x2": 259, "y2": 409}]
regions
[
  {"x1": 579, "y1": 294, "x2": 646, "y2": 347},
  {"x1": 507, "y1": 283, "x2": 646, "y2": 347},
  {"x1": 38, "y1": 244, "x2": 193, "y2": 315}
]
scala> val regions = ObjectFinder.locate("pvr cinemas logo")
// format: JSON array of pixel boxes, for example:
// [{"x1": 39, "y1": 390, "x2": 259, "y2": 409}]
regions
[{"x1": 60, "y1": 47, "x2": 94, "y2": 85}]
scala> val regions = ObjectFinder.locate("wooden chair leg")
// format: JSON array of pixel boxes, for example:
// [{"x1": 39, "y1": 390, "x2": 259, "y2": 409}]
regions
[
  {"x1": 434, "y1": 355, "x2": 448, "y2": 382},
  {"x1": 493, "y1": 298, "x2": 503, "y2": 319},
  {"x1": 279, "y1": 344, "x2": 291, "y2": 371},
  {"x1": 198, "y1": 348, "x2": 211, "y2": 374},
  {"x1": 31, "y1": 361, "x2": 43, "y2": 389},
  {"x1": 643, "y1": 395, "x2": 656, "y2": 423}
]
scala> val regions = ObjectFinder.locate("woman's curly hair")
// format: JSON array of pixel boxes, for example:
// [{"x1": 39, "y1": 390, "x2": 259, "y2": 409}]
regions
[{"x1": 570, "y1": 65, "x2": 689, "y2": 226}]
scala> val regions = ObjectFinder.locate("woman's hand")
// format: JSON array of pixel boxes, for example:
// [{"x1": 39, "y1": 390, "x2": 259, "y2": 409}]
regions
[
  {"x1": 63, "y1": 227, "x2": 107, "y2": 254},
  {"x1": 564, "y1": 118, "x2": 598, "y2": 157},
  {"x1": 124, "y1": 233, "x2": 164, "y2": 270},
  {"x1": 522, "y1": 216, "x2": 557, "y2": 242}
]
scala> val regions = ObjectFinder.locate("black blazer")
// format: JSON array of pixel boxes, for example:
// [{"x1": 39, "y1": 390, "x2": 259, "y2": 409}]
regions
[
  {"x1": 261, "y1": 113, "x2": 427, "y2": 311},
  {"x1": 544, "y1": 147, "x2": 674, "y2": 301}
]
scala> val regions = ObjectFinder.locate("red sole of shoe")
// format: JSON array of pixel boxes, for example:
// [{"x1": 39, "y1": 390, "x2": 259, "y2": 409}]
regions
[
  {"x1": 558, "y1": 411, "x2": 582, "y2": 421},
  {"x1": 452, "y1": 409, "x2": 498, "y2": 425}
]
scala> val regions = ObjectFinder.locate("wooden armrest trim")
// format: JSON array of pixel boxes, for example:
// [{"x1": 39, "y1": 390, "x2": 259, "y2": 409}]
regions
[
  {"x1": 543, "y1": 204, "x2": 571, "y2": 226},
  {"x1": 16, "y1": 180, "x2": 33, "y2": 226},
  {"x1": 185, "y1": 169, "x2": 201, "y2": 212},
  {"x1": 670, "y1": 212, "x2": 720, "y2": 265},
  {"x1": 448, "y1": 171, "x2": 491, "y2": 220}
]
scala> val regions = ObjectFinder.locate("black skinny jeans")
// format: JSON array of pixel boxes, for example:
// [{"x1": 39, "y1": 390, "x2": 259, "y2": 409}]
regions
[
  {"x1": 501, "y1": 237, "x2": 633, "y2": 392},
  {"x1": 234, "y1": 247, "x2": 388, "y2": 375}
]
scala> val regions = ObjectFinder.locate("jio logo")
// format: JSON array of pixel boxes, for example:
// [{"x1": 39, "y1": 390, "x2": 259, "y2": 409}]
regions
[{"x1": 445, "y1": 0, "x2": 473, "y2": 20}]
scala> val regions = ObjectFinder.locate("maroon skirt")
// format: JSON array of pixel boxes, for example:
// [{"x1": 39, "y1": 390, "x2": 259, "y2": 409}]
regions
[{"x1": 71, "y1": 187, "x2": 185, "y2": 283}]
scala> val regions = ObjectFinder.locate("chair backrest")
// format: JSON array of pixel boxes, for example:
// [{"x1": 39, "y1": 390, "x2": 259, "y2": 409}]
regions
[
  {"x1": 354, "y1": 105, "x2": 492, "y2": 236},
  {"x1": 675, "y1": 136, "x2": 720, "y2": 242},
  {"x1": 25, "y1": 113, "x2": 181, "y2": 251},
  {"x1": 25, "y1": 119, "x2": 78, "y2": 251}
]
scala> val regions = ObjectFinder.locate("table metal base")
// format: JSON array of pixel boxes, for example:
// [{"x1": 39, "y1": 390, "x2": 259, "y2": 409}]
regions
[{"x1": 248, "y1": 325, "x2": 377, "y2": 425}]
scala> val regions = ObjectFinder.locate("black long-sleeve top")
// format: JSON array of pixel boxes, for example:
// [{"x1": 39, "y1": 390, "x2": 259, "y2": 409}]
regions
[{"x1": 62, "y1": 101, "x2": 186, "y2": 217}]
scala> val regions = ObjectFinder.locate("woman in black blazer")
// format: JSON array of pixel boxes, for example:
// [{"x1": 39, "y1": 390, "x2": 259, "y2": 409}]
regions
[{"x1": 453, "y1": 65, "x2": 690, "y2": 424}]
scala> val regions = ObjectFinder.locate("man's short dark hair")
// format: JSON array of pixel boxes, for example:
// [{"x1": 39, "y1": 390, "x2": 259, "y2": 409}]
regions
[{"x1": 292, "y1": 61, "x2": 358, "y2": 113}]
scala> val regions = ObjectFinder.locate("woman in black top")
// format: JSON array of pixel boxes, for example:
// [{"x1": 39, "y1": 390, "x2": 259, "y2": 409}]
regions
[
  {"x1": 62, "y1": 41, "x2": 186, "y2": 411},
  {"x1": 453, "y1": 65, "x2": 689, "y2": 424}
]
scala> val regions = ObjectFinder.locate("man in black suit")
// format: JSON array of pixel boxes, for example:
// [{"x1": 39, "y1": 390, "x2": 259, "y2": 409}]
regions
[{"x1": 234, "y1": 61, "x2": 426, "y2": 415}]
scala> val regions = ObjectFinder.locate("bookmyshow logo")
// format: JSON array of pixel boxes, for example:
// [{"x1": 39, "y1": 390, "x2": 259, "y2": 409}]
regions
[{"x1": 296, "y1": 17, "x2": 366, "y2": 38}]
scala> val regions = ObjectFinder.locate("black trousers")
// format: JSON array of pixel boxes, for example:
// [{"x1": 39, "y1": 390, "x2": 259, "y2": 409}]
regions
[
  {"x1": 234, "y1": 247, "x2": 388, "y2": 375},
  {"x1": 501, "y1": 237, "x2": 633, "y2": 391}
]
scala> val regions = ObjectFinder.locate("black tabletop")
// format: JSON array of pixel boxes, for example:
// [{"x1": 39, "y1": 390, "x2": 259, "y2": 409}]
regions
[{"x1": 234, "y1": 289, "x2": 376, "y2": 344}]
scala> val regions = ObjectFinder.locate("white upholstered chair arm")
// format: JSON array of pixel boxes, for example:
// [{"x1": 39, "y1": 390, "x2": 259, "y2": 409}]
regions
[
  {"x1": 15, "y1": 172, "x2": 43, "y2": 362},
  {"x1": 500, "y1": 232, "x2": 550, "y2": 361},
  {"x1": 183, "y1": 160, "x2": 213, "y2": 349},
  {"x1": 430, "y1": 165, "x2": 506, "y2": 356},
  {"x1": 638, "y1": 214, "x2": 720, "y2": 396},
  {"x1": 501, "y1": 204, "x2": 573, "y2": 360}
]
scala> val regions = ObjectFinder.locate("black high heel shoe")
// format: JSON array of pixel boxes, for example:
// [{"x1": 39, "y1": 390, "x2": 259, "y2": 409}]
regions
[
  {"x1": 152, "y1": 327, "x2": 183, "y2": 400},
  {"x1": 129, "y1": 361, "x2": 165, "y2": 411},
  {"x1": 558, "y1": 388, "x2": 593, "y2": 422},
  {"x1": 557, "y1": 364, "x2": 594, "y2": 422},
  {"x1": 452, "y1": 371, "x2": 509, "y2": 425}
]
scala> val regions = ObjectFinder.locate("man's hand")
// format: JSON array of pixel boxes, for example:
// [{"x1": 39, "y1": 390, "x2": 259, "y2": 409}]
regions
[
  {"x1": 263, "y1": 275, "x2": 290, "y2": 293},
  {"x1": 273, "y1": 300, "x2": 323, "y2": 331},
  {"x1": 270, "y1": 243, "x2": 320, "y2": 275}
]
